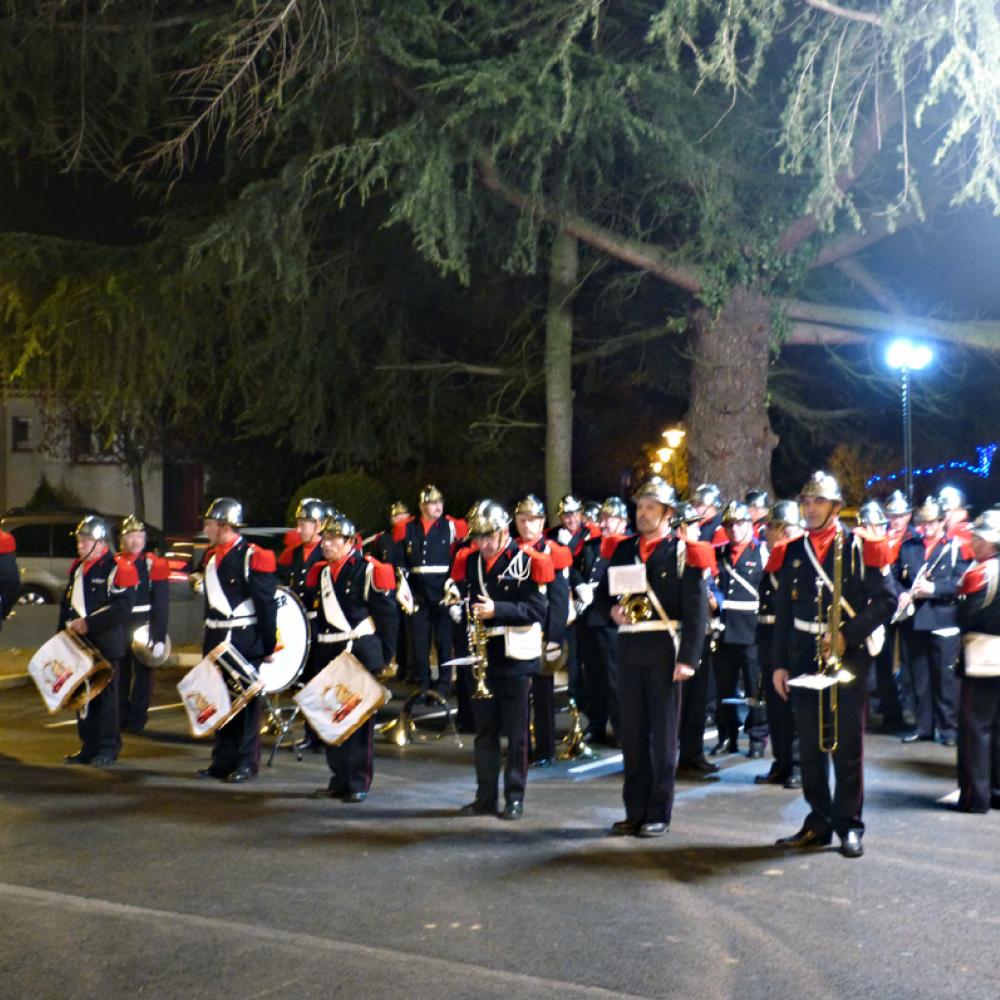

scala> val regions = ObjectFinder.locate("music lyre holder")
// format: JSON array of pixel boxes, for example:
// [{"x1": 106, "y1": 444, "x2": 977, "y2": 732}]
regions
[{"x1": 261, "y1": 693, "x2": 303, "y2": 765}]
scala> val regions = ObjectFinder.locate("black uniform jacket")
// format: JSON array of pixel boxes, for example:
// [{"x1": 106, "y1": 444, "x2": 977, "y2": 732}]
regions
[
  {"x1": 773, "y1": 526, "x2": 895, "y2": 678},
  {"x1": 603, "y1": 534, "x2": 708, "y2": 670},
  {"x1": 394, "y1": 515, "x2": 468, "y2": 605},
  {"x1": 457, "y1": 538, "x2": 549, "y2": 678},
  {"x1": 59, "y1": 550, "x2": 137, "y2": 660},
  {"x1": 957, "y1": 557, "x2": 1000, "y2": 669},
  {"x1": 523, "y1": 537, "x2": 571, "y2": 646},
  {"x1": 718, "y1": 541, "x2": 763, "y2": 645},
  {"x1": 896, "y1": 534, "x2": 968, "y2": 632},
  {"x1": 120, "y1": 550, "x2": 170, "y2": 644},
  {"x1": 277, "y1": 538, "x2": 325, "y2": 598}
]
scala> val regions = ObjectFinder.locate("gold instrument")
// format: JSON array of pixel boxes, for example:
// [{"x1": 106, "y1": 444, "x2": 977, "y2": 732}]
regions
[
  {"x1": 468, "y1": 598, "x2": 493, "y2": 700},
  {"x1": 816, "y1": 526, "x2": 854, "y2": 753},
  {"x1": 557, "y1": 697, "x2": 595, "y2": 761},
  {"x1": 618, "y1": 593, "x2": 653, "y2": 625}
]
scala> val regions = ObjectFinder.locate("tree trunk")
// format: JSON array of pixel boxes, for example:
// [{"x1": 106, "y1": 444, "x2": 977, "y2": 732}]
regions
[
  {"x1": 545, "y1": 226, "x2": 577, "y2": 515},
  {"x1": 686, "y1": 285, "x2": 778, "y2": 500}
]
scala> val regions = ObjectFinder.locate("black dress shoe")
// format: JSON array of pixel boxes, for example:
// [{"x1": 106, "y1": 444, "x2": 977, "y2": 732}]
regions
[
  {"x1": 839, "y1": 830, "x2": 864, "y2": 858},
  {"x1": 227, "y1": 768, "x2": 256, "y2": 784},
  {"x1": 343, "y1": 790, "x2": 368, "y2": 803},
  {"x1": 64, "y1": 751, "x2": 94, "y2": 765},
  {"x1": 459, "y1": 800, "x2": 495, "y2": 816},
  {"x1": 196, "y1": 767, "x2": 230, "y2": 780},
  {"x1": 90, "y1": 755, "x2": 116, "y2": 767},
  {"x1": 775, "y1": 826, "x2": 832, "y2": 848},
  {"x1": 754, "y1": 770, "x2": 787, "y2": 785},
  {"x1": 679, "y1": 757, "x2": 719, "y2": 774},
  {"x1": 637, "y1": 821, "x2": 669, "y2": 838},
  {"x1": 610, "y1": 819, "x2": 640, "y2": 836},
  {"x1": 901, "y1": 732, "x2": 933, "y2": 744},
  {"x1": 500, "y1": 800, "x2": 524, "y2": 820},
  {"x1": 531, "y1": 756, "x2": 552, "y2": 769},
  {"x1": 783, "y1": 774, "x2": 803, "y2": 789}
]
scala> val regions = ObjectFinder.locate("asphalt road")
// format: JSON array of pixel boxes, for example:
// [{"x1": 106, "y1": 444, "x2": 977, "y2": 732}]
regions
[{"x1": 0, "y1": 672, "x2": 997, "y2": 1000}]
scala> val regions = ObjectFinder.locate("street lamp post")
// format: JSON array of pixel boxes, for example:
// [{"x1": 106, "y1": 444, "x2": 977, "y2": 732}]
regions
[{"x1": 886, "y1": 339, "x2": 933, "y2": 502}]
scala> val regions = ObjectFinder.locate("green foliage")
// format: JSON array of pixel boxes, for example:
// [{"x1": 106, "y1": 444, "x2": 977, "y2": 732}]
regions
[
  {"x1": 22, "y1": 474, "x2": 81, "y2": 513},
  {"x1": 288, "y1": 471, "x2": 390, "y2": 533}
]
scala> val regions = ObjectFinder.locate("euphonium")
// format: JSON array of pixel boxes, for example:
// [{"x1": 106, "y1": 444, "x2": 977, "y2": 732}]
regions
[{"x1": 618, "y1": 593, "x2": 653, "y2": 625}]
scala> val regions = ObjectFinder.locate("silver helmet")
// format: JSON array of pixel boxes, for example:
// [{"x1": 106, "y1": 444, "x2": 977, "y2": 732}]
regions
[
  {"x1": 694, "y1": 483, "x2": 722, "y2": 509},
  {"x1": 768, "y1": 500, "x2": 802, "y2": 528},
  {"x1": 557, "y1": 494, "x2": 583, "y2": 516},
  {"x1": 514, "y1": 494, "x2": 546, "y2": 518},
  {"x1": 204, "y1": 497, "x2": 243, "y2": 526},
  {"x1": 883, "y1": 489, "x2": 912, "y2": 516},
  {"x1": 722, "y1": 500, "x2": 751, "y2": 524},
  {"x1": 583, "y1": 501, "x2": 602, "y2": 523},
  {"x1": 857, "y1": 501, "x2": 888, "y2": 528},
  {"x1": 633, "y1": 477, "x2": 677, "y2": 508},
  {"x1": 295, "y1": 497, "x2": 327, "y2": 522},
  {"x1": 937, "y1": 486, "x2": 967, "y2": 513},
  {"x1": 744, "y1": 489, "x2": 770, "y2": 511},
  {"x1": 599, "y1": 496, "x2": 629, "y2": 520},
  {"x1": 468, "y1": 500, "x2": 511, "y2": 537},
  {"x1": 75, "y1": 514, "x2": 110, "y2": 541},
  {"x1": 914, "y1": 497, "x2": 944, "y2": 525},
  {"x1": 673, "y1": 502, "x2": 702, "y2": 526},
  {"x1": 971, "y1": 509, "x2": 1000, "y2": 547},
  {"x1": 799, "y1": 471, "x2": 843, "y2": 504},
  {"x1": 322, "y1": 512, "x2": 357, "y2": 539}
]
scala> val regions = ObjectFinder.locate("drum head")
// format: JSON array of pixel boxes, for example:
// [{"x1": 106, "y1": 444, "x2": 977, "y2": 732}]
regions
[{"x1": 258, "y1": 585, "x2": 311, "y2": 693}]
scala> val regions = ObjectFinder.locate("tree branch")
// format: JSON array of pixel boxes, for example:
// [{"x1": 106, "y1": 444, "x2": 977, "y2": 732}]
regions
[
  {"x1": 784, "y1": 322, "x2": 867, "y2": 345},
  {"x1": 803, "y1": 1, "x2": 883, "y2": 28},
  {"x1": 833, "y1": 257, "x2": 906, "y2": 313}
]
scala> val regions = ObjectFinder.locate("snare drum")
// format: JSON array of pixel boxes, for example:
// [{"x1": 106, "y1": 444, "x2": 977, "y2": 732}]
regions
[
  {"x1": 177, "y1": 642, "x2": 265, "y2": 738},
  {"x1": 257, "y1": 585, "x2": 311, "y2": 694},
  {"x1": 28, "y1": 630, "x2": 114, "y2": 714}
]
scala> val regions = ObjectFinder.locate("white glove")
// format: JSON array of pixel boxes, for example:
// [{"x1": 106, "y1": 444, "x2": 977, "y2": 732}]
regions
[
  {"x1": 151, "y1": 641, "x2": 166, "y2": 660},
  {"x1": 448, "y1": 604, "x2": 463, "y2": 624},
  {"x1": 574, "y1": 583, "x2": 595, "y2": 611},
  {"x1": 545, "y1": 641, "x2": 563, "y2": 663},
  {"x1": 441, "y1": 579, "x2": 462, "y2": 606},
  {"x1": 556, "y1": 528, "x2": 572, "y2": 545}
]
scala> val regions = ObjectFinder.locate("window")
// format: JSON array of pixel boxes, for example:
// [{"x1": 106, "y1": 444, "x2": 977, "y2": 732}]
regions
[
  {"x1": 11, "y1": 416, "x2": 32, "y2": 451},
  {"x1": 51, "y1": 526, "x2": 80, "y2": 558},
  {"x1": 10, "y1": 524, "x2": 50, "y2": 557},
  {"x1": 70, "y1": 420, "x2": 116, "y2": 464}
]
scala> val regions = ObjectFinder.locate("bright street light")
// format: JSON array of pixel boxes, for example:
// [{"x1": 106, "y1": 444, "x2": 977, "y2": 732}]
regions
[
  {"x1": 885, "y1": 338, "x2": 934, "y2": 501},
  {"x1": 662, "y1": 428, "x2": 686, "y2": 449},
  {"x1": 886, "y1": 339, "x2": 933, "y2": 371}
]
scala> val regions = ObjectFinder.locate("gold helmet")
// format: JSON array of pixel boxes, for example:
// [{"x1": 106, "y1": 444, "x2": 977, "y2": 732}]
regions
[
  {"x1": 120, "y1": 514, "x2": 146, "y2": 535},
  {"x1": 419, "y1": 484, "x2": 444, "y2": 504},
  {"x1": 633, "y1": 477, "x2": 677, "y2": 508},
  {"x1": 721, "y1": 501, "x2": 751, "y2": 524},
  {"x1": 468, "y1": 500, "x2": 511, "y2": 537},
  {"x1": 799, "y1": 471, "x2": 843, "y2": 504},
  {"x1": 557, "y1": 494, "x2": 583, "y2": 515},
  {"x1": 514, "y1": 494, "x2": 546, "y2": 518},
  {"x1": 389, "y1": 500, "x2": 410, "y2": 519}
]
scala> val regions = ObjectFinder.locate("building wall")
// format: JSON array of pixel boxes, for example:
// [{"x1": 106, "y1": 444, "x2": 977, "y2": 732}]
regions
[{"x1": 0, "y1": 398, "x2": 163, "y2": 524}]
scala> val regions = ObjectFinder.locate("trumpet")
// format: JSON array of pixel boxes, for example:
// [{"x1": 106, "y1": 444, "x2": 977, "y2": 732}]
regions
[
  {"x1": 618, "y1": 593, "x2": 653, "y2": 625},
  {"x1": 466, "y1": 598, "x2": 493, "y2": 700}
]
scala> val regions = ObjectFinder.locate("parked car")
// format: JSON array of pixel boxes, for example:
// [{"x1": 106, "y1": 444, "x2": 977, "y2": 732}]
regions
[{"x1": 0, "y1": 511, "x2": 165, "y2": 605}]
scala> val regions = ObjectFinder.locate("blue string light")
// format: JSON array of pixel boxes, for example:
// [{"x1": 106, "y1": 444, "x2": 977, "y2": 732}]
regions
[{"x1": 866, "y1": 443, "x2": 998, "y2": 489}]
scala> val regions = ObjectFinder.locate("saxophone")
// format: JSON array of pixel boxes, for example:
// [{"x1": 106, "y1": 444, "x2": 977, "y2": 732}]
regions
[{"x1": 466, "y1": 598, "x2": 493, "y2": 700}]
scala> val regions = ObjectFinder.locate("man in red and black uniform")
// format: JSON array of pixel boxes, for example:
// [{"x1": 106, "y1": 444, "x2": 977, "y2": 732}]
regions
[
  {"x1": 939, "y1": 486, "x2": 974, "y2": 560},
  {"x1": 745, "y1": 490, "x2": 770, "y2": 543},
  {"x1": 772, "y1": 472, "x2": 895, "y2": 858},
  {"x1": 278, "y1": 498, "x2": 329, "y2": 752},
  {"x1": 306, "y1": 513, "x2": 399, "y2": 802},
  {"x1": 602, "y1": 478, "x2": 709, "y2": 837},
  {"x1": 513, "y1": 494, "x2": 572, "y2": 767},
  {"x1": 60, "y1": 515, "x2": 138, "y2": 766},
  {"x1": 371, "y1": 501, "x2": 413, "y2": 683},
  {"x1": 117, "y1": 515, "x2": 171, "y2": 734},
  {"x1": 393, "y1": 485, "x2": 467, "y2": 697},
  {"x1": 454, "y1": 501, "x2": 551, "y2": 820},
  {"x1": 196, "y1": 497, "x2": 278, "y2": 784},
  {"x1": 0, "y1": 526, "x2": 18, "y2": 630}
]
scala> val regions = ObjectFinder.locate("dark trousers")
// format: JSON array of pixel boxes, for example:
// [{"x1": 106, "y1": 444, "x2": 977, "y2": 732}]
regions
[
  {"x1": 873, "y1": 627, "x2": 905, "y2": 725},
  {"x1": 211, "y1": 697, "x2": 262, "y2": 775},
  {"x1": 957, "y1": 676, "x2": 1000, "y2": 812},
  {"x1": 471, "y1": 673, "x2": 532, "y2": 808},
  {"x1": 904, "y1": 629, "x2": 960, "y2": 739},
  {"x1": 678, "y1": 636, "x2": 711, "y2": 764},
  {"x1": 118, "y1": 652, "x2": 154, "y2": 732},
  {"x1": 531, "y1": 673, "x2": 556, "y2": 759},
  {"x1": 77, "y1": 659, "x2": 122, "y2": 759},
  {"x1": 579, "y1": 624, "x2": 620, "y2": 739},
  {"x1": 762, "y1": 665, "x2": 800, "y2": 777},
  {"x1": 564, "y1": 623, "x2": 587, "y2": 714},
  {"x1": 411, "y1": 601, "x2": 454, "y2": 694},
  {"x1": 325, "y1": 717, "x2": 375, "y2": 795},
  {"x1": 714, "y1": 642, "x2": 767, "y2": 745},
  {"x1": 791, "y1": 679, "x2": 867, "y2": 837},
  {"x1": 619, "y1": 659, "x2": 683, "y2": 825}
]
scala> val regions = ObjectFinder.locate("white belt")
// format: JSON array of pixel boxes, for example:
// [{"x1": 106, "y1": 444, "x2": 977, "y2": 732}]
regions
[
  {"x1": 131, "y1": 604, "x2": 151, "y2": 614},
  {"x1": 724, "y1": 600, "x2": 758, "y2": 612},
  {"x1": 410, "y1": 565, "x2": 449, "y2": 574},
  {"x1": 619, "y1": 619, "x2": 681, "y2": 634},
  {"x1": 793, "y1": 617, "x2": 824, "y2": 635},
  {"x1": 317, "y1": 617, "x2": 376, "y2": 643},
  {"x1": 484, "y1": 626, "x2": 506, "y2": 638},
  {"x1": 306, "y1": 610, "x2": 317, "y2": 619},
  {"x1": 758, "y1": 614, "x2": 776, "y2": 625},
  {"x1": 206, "y1": 614, "x2": 258, "y2": 629}
]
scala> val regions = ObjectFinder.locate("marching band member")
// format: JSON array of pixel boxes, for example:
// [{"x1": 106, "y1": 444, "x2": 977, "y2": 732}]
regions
[
  {"x1": 117, "y1": 515, "x2": 171, "y2": 733},
  {"x1": 306, "y1": 513, "x2": 399, "y2": 802},
  {"x1": 0, "y1": 526, "x2": 18, "y2": 630},
  {"x1": 897, "y1": 497, "x2": 968, "y2": 747},
  {"x1": 745, "y1": 490, "x2": 771, "y2": 541},
  {"x1": 603, "y1": 478, "x2": 709, "y2": 837},
  {"x1": 772, "y1": 472, "x2": 895, "y2": 858},
  {"x1": 60, "y1": 515, "x2": 138, "y2": 766},
  {"x1": 955, "y1": 509, "x2": 1000, "y2": 813},
  {"x1": 393, "y1": 485, "x2": 467, "y2": 698},
  {"x1": 372, "y1": 501, "x2": 414, "y2": 684},
  {"x1": 939, "y1": 486, "x2": 974, "y2": 558},
  {"x1": 196, "y1": 497, "x2": 277, "y2": 784},
  {"x1": 455, "y1": 501, "x2": 551, "y2": 820},
  {"x1": 513, "y1": 494, "x2": 571, "y2": 767},
  {"x1": 754, "y1": 501, "x2": 802, "y2": 788},
  {"x1": 712, "y1": 501, "x2": 767, "y2": 758}
]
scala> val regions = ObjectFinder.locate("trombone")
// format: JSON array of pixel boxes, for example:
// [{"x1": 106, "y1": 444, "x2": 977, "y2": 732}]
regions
[{"x1": 816, "y1": 527, "x2": 854, "y2": 752}]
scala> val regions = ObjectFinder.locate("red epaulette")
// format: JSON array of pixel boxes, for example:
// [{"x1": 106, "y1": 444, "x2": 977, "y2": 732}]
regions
[
  {"x1": 764, "y1": 540, "x2": 789, "y2": 574},
  {"x1": 711, "y1": 525, "x2": 728, "y2": 547},
  {"x1": 283, "y1": 529, "x2": 300, "y2": 548},
  {"x1": 113, "y1": 555, "x2": 139, "y2": 588},
  {"x1": 587, "y1": 523, "x2": 601, "y2": 540},
  {"x1": 450, "y1": 544, "x2": 476, "y2": 582},
  {"x1": 149, "y1": 555, "x2": 172, "y2": 582},
  {"x1": 277, "y1": 545, "x2": 296, "y2": 566},
  {"x1": 548, "y1": 541, "x2": 573, "y2": 571},
  {"x1": 600, "y1": 534, "x2": 628, "y2": 560},
  {"x1": 861, "y1": 535, "x2": 892, "y2": 569},
  {"x1": 0, "y1": 530, "x2": 15, "y2": 554},
  {"x1": 305, "y1": 562, "x2": 324, "y2": 588},
  {"x1": 365, "y1": 556, "x2": 396, "y2": 591},
  {"x1": 392, "y1": 515, "x2": 415, "y2": 543},
  {"x1": 250, "y1": 546, "x2": 277, "y2": 573},
  {"x1": 525, "y1": 548, "x2": 555, "y2": 584},
  {"x1": 685, "y1": 539, "x2": 716, "y2": 572},
  {"x1": 447, "y1": 515, "x2": 469, "y2": 540}
]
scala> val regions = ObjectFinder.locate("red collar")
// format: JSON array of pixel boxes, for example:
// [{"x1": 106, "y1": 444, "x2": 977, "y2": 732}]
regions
[
  {"x1": 421, "y1": 516, "x2": 439, "y2": 534},
  {"x1": 729, "y1": 541, "x2": 750, "y2": 565},
  {"x1": 806, "y1": 521, "x2": 838, "y2": 564},
  {"x1": 638, "y1": 534, "x2": 668, "y2": 563},
  {"x1": 328, "y1": 554, "x2": 352, "y2": 581},
  {"x1": 211, "y1": 535, "x2": 241, "y2": 562}
]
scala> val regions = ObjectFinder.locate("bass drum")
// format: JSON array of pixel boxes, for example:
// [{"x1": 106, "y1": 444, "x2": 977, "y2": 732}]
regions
[{"x1": 258, "y1": 585, "x2": 311, "y2": 694}]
